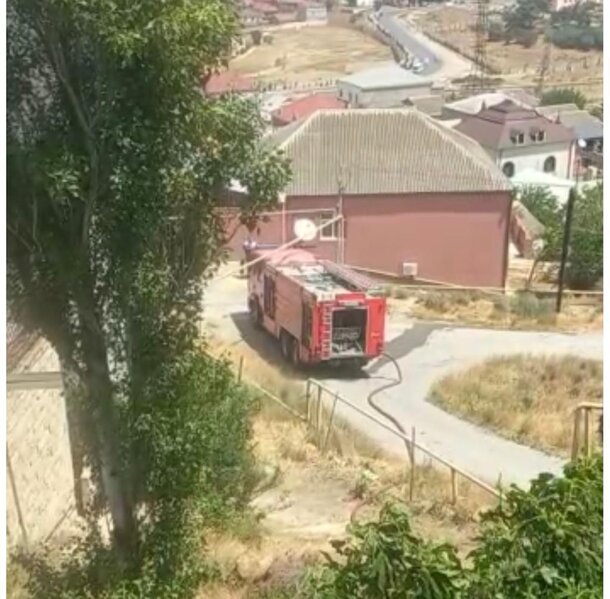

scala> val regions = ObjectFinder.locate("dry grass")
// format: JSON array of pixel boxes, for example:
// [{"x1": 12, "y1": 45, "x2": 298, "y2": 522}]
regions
[
  {"x1": 230, "y1": 25, "x2": 392, "y2": 82},
  {"x1": 388, "y1": 288, "x2": 603, "y2": 333},
  {"x1": 430, "y1": 354, "x2": 603, "y2": 456},
  {"x1": 414, "y1": 6, "x2": 602, "y2": 101}
]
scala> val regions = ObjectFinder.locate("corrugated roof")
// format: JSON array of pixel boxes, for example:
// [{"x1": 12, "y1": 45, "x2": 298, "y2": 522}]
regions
[
  {"x1": 204, "y1": 71, "x2": 257, "y2": 95},
  {"x1": 556, "y1": 110, "x2": 603, "y2": 140},
  {"x1": 268, "y1": 108, "x2": 510, "y2": 195},
  {"x1": 338, "y1": 64, "x2": 434, "y2": 91},
  {"x1": 536, "y1": 103, "x2": 580, "y2": 119}
]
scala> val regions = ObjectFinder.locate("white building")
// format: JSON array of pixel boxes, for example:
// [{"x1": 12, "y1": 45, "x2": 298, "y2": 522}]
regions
[
  {"x1": 454, "y1": 99, "x2": 576, "y2": 181},
  {"x1": 337, "y1": 64, "x2": 435, "y2": 108}
]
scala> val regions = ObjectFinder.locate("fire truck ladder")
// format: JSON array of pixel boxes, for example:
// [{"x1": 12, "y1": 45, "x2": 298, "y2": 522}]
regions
[
  {"x1": 321, "y1": 305, "x2": 333, "y2": 360},
  {"x1": 320, "y1": 261, "x2": 379, "y2": 292}
]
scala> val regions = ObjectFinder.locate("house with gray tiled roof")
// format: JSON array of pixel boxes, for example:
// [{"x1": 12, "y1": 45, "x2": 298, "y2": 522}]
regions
[{"x1": 225, "y1": 108, "x2": 514, "y2": 288}]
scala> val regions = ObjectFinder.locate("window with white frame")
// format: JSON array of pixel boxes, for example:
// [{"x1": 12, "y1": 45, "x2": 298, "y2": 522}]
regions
[{"x1": 319, "y1": 211, "x2": 338, "y2": 240}]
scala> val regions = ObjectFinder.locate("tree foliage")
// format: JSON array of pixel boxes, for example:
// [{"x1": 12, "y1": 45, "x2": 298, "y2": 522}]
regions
[
  {"x1": 567, "y1": 183, "x2": 603, "y2": 289},
  {"x1": 540, "y1": 88, "x2": 587, "y2": 109},
  {"x1": 298, "y1": 456, "x2": 603, "y2": 599},
  {"x1": 7, "y1": 0, "x2": 290, "y2": 584}
]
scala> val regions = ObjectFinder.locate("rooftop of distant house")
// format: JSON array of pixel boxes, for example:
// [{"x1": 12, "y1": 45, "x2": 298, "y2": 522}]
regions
[
  {"x1": 265, "y1": 108, "x2": 510, "y2": 196},
  {"x1": 536, "y1": 104, "x2": 603, "y2": 140},
  {"x1": 272, "y1": 93, "x2": 347, "y2": 126},
  {"x1": 339, "y1": 64, "x2": 434, "y2": 91},
  {"x1": 444, "y1": 90, "x2": 538, "y2": 115},
  {"x1": 454, "y1": 99, "x2": 575, "y2": 150},
  {"x1": 203, "y1": 71, "x2": 257, "y2": 96}
]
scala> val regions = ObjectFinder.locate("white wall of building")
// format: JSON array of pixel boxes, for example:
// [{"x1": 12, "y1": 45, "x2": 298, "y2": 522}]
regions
[
  {"x1": 337, "y1": 81, "x2": 433, "y2": 108},
  {"x1": 495, "y1": 141, "x2": 573, "y2": 180}
]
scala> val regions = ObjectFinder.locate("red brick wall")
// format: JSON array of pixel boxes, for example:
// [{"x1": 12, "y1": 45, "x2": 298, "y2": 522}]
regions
[{"x1": 221, "y1": 191, "x2": 512, "y2": 287}]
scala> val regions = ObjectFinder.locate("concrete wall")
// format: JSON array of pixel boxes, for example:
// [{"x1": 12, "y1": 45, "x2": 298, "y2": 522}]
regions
[
  {"x1": 224, "y1": 191, "x2": 512, "y2": 287},
  {"x1": 337, "y1": 82, "x2": 433, "y2": 108},
  {"x1": 7, "y1": 339, "x2": 78, "y2": 549},
  {"x1": 496, "y1": 141, "x2": 574, "y2": 180}
]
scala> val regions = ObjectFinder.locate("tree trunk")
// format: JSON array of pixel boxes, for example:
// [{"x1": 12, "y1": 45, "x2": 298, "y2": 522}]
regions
[{"x1": 76, "y1": 295, "x2": 139, "y2": 564}]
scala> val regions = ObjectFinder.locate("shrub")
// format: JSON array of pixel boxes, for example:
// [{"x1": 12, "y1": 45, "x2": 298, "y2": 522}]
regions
[
  {"x1": 509, "y1": 292, "x2": 555, "y2": 321},
  {"x1": 515, "y1": 27, "x2": 538, "y2": 47},
  {"x1": 422, "y1": 292, "x2": 449, "y2": 312},
  {"x1": 540, "y1": 87, "x2": 587, "y2": 109},
  {"x1": 304, "y1": 502, "x2": 466, "y2": 598},
  {"x1": 470, "y1": 455, "x2": 603, "y2": 597}
]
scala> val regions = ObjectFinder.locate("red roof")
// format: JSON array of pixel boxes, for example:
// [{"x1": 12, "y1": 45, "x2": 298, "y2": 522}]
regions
[
  {"x1": 272, "y1": 93, "x2": 347, "y2": 126},
  {"x1": 204, "y1": 71, "x2": 257, "y2": 96},
  {"x1": 252, "y1": 2, "x2": 278, "y2": 13}
]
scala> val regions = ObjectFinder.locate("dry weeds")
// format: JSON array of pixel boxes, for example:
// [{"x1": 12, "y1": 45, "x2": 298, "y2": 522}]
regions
[
  {"x1": 414, "y1": 6, "x2": 602, "y2": 101},
  {"x1": 388, "y1": 288, "x2": 603, "y2": 333},
  {"x1": 430, "y1": 354, "x2": 603, "y2": 456},
  {"x1": 230, "y1": 25, "x2": 392, "y2": 82}
]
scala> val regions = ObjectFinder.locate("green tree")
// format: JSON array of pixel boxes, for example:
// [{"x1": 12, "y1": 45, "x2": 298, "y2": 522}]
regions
[
  {"x1": 540, "y1": 87, "x2": 587, "y2": 108},
  {"x1": 7, "y1": 0, "x2": 289, "y2": 569},
  {"x1": 567, "y1": 183, "x2": 603, "y2": 289},
  {"x1": 516, "y1": 186, "x2": 563, "y2": 285}
]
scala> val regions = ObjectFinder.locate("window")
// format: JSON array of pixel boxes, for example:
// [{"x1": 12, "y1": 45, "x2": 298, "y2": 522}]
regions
[
  {"x1": 543, "y1": 156, "x2": 556, "y2": 173},
  {"x1": 263, "y1": 274, "x2": 275, "y2": 318},
  {"x1": 530, "y1": 128, "x2": 545, "y2": 142},
  {"x1": 502, "y1": 161, "x2": 515, "y2": 178},
  {"x1": 319, "y1": 210, "x2": 338, "y2": 240},
  {"x1": 510, "y1": 130, "x2": 525, "y2": 145}
]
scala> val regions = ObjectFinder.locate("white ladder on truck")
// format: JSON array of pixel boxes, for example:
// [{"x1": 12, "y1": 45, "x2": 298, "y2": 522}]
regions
[
  {"x1": 320, "y1": 304, "x2": 333, "y2": 359},
  {"x1": 321, "y1": 261, "x2": 379, "y2": 292}
]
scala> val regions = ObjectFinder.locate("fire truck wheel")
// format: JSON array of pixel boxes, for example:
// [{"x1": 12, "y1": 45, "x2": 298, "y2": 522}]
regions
[
  {"x1": 249, "y1": 298, "x2": 262, "y2": 329},
  {"x1": 280, "y1": 330, "x2": 291, "y2": 361},
  {"x1": 290, "y1": 338, "x2": 300, "y2": 366}
]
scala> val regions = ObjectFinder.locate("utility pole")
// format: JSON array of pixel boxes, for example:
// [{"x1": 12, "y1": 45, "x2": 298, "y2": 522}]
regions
[
  {"x1": 556, "y1": 187, "x2": 576, "y2": 313},
  {"x1": 468, "y1": 0, "x2": 489, "y2": 95}
]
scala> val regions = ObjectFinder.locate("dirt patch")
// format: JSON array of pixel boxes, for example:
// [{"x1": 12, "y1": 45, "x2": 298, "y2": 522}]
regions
[
  {"x1": 230, "y1": 25, "x2": 392, "y2": 83},
  {"x1": 429, "y1": 354, "x2": 603, "y2": 456},
  {"x1": 413, "y1": 6, "x2": 602, "y2": 101}
]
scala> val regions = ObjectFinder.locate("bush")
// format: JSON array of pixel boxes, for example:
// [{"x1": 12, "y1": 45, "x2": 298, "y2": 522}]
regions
[
  {"x1": 514, "y1": 27, "x2": 538, "y2": 47},
  {"x1": 509, "y1": 292, "x2": 555, "y2": 321},
  {"x1": 470, "y1": 455, "x2": 603, "y2": 597},
  {"x1": 304, "y1": 503, "x2": 466, "y2": 598},
  {"x1": 487, "y1": 20, "x2": 505, "y2": 42},
  {"x1": 540, "y1": 87, "x2": 587, "y2": 109},
  {"x1": 296, "y1": 456, "x2": 603, "y2": 598},
  {"x1": 422, "y1": 292, "x2": 449, "y2": 312}
]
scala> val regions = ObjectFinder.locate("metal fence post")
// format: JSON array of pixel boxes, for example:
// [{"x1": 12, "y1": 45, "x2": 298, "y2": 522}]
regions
[
  {"x1": 451, "y1": 468, "x2": 458, "y2": 505},
  {"x1": 572, "y1": 408, "x2": 582, "y2": 460},
  {"x1": 316, "y1": 385, "x2": 323, "y2": 434},
  {"x1": 305, "y1": 379, "x2": 312, "y2": 421},
  {"x1": 584, "y1": 408, "x2": 591, "y2": 457},
  {"x1": 237, "y1": 356, "x2": 244, "y2": 383},
  {"x1": 409, "y1": 427, "x2": 416, "y2": 502},
  {"x1": 322, "y1": 393, "x2": 339, "y2": 454}
]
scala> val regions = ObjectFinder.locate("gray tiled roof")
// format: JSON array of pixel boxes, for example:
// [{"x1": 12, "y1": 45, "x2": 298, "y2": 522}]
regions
[{"x1": 269, "y1": 108, "x2": 511, "y2": 195}]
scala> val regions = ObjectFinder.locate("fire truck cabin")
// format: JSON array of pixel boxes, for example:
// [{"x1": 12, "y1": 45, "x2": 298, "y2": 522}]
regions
[{"x1": 246, "y1": 248, "x2": 386, "y2": 367}]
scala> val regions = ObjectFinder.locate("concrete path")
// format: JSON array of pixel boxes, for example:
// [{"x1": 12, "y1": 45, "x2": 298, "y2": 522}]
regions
[
  {"x1": 202, "y1": 268, "x2": 603, "y2": 489},
  {"x1": 319, "y1": 322, "x2": 602, "y2": 488}
]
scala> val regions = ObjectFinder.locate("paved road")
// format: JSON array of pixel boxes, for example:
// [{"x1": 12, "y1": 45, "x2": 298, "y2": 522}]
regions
[
  {"x1": 320, "y1": 323, "x2": 602, "y2": 488},
  {"x1": 377, "y1": 7, "x2": 440, "y2": 74},
  {"x1": 202, "y1": 268, "x2": 603, "y2": 488}
]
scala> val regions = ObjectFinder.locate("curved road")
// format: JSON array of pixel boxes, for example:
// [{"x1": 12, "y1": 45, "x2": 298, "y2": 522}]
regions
[
  {"x1": 377, "y1": 7, "x2": 440, "y2": 74},
  {"x1": 320, "y1": 321, "x2": 602, "y2": 488},
  {"x1": 203, "y1": 270, "x2": 603, "y2": 489}
]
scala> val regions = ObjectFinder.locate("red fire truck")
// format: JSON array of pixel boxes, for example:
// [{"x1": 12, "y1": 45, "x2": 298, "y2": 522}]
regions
[{"x1": 246, "y1": 248, "x2": 386, "y2": 368}]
